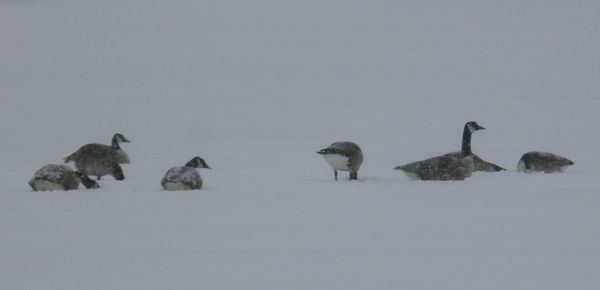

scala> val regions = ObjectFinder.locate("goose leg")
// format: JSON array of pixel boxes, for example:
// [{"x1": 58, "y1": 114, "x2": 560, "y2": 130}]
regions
[
  {"x1": 349, "y1": 171, "x2": 358, "y2": 180},
  {"x1": 334, "y1": 170, "x2": 338, "y2": 181}
]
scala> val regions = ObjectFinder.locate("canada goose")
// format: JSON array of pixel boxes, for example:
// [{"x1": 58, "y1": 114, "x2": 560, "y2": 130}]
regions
[
  {"x1": 317, "y1": 142, "x2": 363, "y2": 181},
  {"x1": 161, "y1": 157, "x2": 211, "y2": 191},
  {"x1": 28, "y1": 164, "x2": 99, "y2": 191},
  {"x1": 394, "y1": 121, "x2": 491, "y2": 180},
  {"x1": 443, "y1": 122, "x2": 505, "y2": 172},
  {"x1": 517, "y1": 151, "x2": 574, "y2": 173},
  {"x1": 64, "y1": 133, "x2": 130, "y2": 180}
]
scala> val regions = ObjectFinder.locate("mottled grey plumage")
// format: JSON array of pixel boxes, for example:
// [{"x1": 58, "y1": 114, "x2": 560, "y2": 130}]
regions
[
  {"x1": 317, "y1": 141, "x2": 363, "y2": 180},
  {"x1": 517, "y1": 151, "x2": 574, "y2": 173},
  {"x1": 442, "y1": 122, "x2": 505, "y2": 172},
  {"x1": 161, "y1": 157, "x2": 211, "y2": 191},
  {"x1": 64, "y1": 133, "x2": 130, "y2": 180},
  {"x1": 395, "y1": 155, "x2": 475, "y2": 181},
  {"x1": 28, "y1": 164, "x2": 99, "y2": 191},
  {"x1": 394, "y1": 121, "x2": 492, "y2": 180},
  {"x1": 444, "y1": 153, "x2": 505, "y2": 172},
  {"x1": 111, "y1": 164, "x2": 125, "y2": 181}
]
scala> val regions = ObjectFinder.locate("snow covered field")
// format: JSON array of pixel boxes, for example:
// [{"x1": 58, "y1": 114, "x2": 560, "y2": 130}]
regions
[{"x1": 1, "y1": 0, "x2": 599, "y2": 289}]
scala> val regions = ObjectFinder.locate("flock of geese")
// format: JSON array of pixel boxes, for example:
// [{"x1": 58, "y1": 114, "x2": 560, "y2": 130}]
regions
[
  {"x1": 28, "y1": 133, "x2": 211, "y2": 191},
  {"x1": 28, "y1": 121, "x2": 574, "y2": 191},
  {"x1": 317, "y1": 121, "x2": 573, "y2": 181}
]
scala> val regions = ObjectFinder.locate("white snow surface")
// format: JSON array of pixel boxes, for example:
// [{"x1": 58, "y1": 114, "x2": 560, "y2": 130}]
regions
[{"x1": 1, "y1": 1, "x2": 600, "y2": 289}]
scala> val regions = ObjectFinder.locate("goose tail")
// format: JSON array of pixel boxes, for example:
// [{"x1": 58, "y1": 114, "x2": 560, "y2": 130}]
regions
[{"x1": 491, "y1": 163, "x2": 506, "y2": 171}]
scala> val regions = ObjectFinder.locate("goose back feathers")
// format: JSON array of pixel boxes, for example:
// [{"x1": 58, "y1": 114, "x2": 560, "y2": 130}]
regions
[
  {"x1": 396, "y1": 155, "x2": 475, "y2": 181},
  {"x1": 517, "y1": 151, "x2": 574, "y2": 173}
]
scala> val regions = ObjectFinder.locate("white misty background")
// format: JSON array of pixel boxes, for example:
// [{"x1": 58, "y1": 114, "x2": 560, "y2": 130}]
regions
[{"x1": 1, "y1": 1, "x2": 599, "y2": 290}]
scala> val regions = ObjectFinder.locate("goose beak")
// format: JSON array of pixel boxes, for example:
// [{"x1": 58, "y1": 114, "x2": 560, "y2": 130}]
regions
[{"x1": 473, "y1": 123, "x2": 485, "y2": 130}]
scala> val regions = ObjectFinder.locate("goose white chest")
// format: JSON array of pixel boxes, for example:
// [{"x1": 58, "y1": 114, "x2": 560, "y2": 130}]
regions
[{"x1": 322, "y1": 154, "x2": 350, "y2": 171}]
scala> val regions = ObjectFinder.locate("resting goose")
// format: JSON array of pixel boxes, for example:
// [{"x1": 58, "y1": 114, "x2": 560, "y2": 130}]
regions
[
  {"x1": 64, "y1": 133, "x2": 130, "y2": 180},
  {"x1": 394, "y1": 121, "x2": 492, "y2": 180},
  {"x1": 317, "y1": 141, "x2": 363, "y2": 181},
  {"x1": 517, "y1": 151, "x2": 574, "y2": 173},
  {"x1": 161, "y1": 157, "x2": 211, "y2": 191},
  {"x1": 443, "y1": 122, "x2": 505, "y2": 172},
  {"x1": 28, "y1": 164, "x2": 99, "y2": 191}
]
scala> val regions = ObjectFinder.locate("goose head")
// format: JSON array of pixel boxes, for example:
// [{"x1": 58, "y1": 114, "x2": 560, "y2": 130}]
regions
[
  {"x1": 316, "y1": 147, "x2": 335, "y2": 155},
  {"x1": 465, "y1": 121, "x2": 485, "y2": 133},
  {"x1": 112, "y1": 133, "x2": 130, "y2": 144},
  {"x1": 185, "y1": 157, "x2": 211, "y2": 169}
]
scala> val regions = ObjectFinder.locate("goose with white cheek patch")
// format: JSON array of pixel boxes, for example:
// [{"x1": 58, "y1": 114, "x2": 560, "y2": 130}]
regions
[
  {"x1": 317, "y1": 142, "x2": 363, "y2": 181},
  {"x1": 517, "y1": 151, "x2": 574, "y2": 173},
  {"x1": 394, "y1": 121, "x2": 496, "y2": 180},
  {"x1": 64, "y1": 133, "x2": 130, "y2": 180},
  {"x1": 28, "y1": 164, "x2": 99, "y2": 191},
  {"x1": 161, "y1": 157, "x2": 211, "y2": 191}
]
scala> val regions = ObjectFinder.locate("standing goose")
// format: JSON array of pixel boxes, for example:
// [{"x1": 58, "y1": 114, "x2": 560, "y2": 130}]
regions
[
  {"x1": 64, "y1": 133, "x2": 130, "y2": 180},
  {"x1": 394, "y1": 121, "x2": 492, "y2": 180},
  {"x1": 317, "y1": 142, "x2": 363, "y2": 181},
  {"x1": 517, "y1": 151, "x2": 574, "y2": 173},
  {"x1": 28, "y1": 164, "x2": 99, "y2": 191},
  {"x1": 161, "y1": 157, "x2": 211, "y2": 191}
]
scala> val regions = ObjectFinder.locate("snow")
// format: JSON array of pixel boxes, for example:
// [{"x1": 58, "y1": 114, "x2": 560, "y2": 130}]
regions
[{"x1": 1, "y1": 0, "x2": 600, "y2": 289}]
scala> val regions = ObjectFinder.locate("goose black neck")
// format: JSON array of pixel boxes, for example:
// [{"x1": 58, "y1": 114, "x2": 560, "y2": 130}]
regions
[
  {"x1": 461, "y1": 126, "x2": 473, "y2": 155},
  {"x1": 111, "y1": 137, "x2": 121, "y2": 149}
]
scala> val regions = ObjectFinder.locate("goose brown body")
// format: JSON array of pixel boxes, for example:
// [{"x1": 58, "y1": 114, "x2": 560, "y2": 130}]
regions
[{"x1": 64, "y1": 133, "x2": 130, "y2": 180}]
